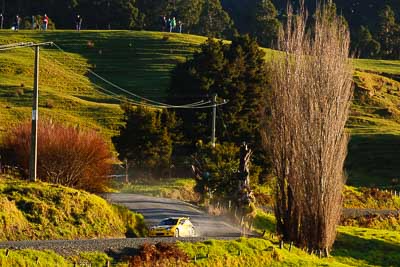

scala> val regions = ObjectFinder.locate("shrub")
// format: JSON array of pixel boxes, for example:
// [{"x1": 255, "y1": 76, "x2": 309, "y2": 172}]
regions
[
  {"x1": 15, "y1": 88, "x2": 24, "y2": 97},
  {"x1": 44, "y1": 100, "x2": 55, "y2": 109},
  {"x1": 0, "y1": 120, "x2": 112, "y2": 192},
  {"x1": 341, "y1": 213, "x2": 400, "y2": 231},
  {"x1": 129, "y1": 242, "x2": 189, "y2": 266},
  {"x1": 343, "y1": 186, "x2": 400, "y2": 209}
]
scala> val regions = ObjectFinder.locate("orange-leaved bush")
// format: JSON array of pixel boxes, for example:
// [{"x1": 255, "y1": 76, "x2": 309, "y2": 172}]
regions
[{"x1": 1, "y1": 120, "x2": 113, "y2": 192}]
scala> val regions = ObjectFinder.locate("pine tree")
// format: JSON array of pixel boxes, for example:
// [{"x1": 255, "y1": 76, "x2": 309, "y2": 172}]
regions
[
  {"x1": 355, "y1": 26, "x2": 381, "y2": 58},
  {"x1": 112, "y1": 104, "x2": 173, "y2": 175},
  {"x1": 378, "y1": 5, "x2": 398, "y2": 58},
  {"x1": 196, "y1": 0, "x2": 233, "y2": 37},
  {"x1": 253, "y1": 0, "x2": 281, "y2": 47},
  {"x1": 169, "y1": 35, "x2": 269, "y2": 180}
]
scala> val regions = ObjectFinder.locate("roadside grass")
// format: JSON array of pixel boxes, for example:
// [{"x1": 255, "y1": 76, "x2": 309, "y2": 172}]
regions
[
  {"x1": 179, "y1": 217, "x2": 400, "y2": 266},
  {"x1": 69, "y1": 251, "x2": 113, "y2": 267},
  {"x1": 2, "y1": 226, "x2": 399, "y2": 267},
  {"x1": 252, "y1": 209, "x2": 276, "y2": 235},
  {"x1": 0, "y1": 249, "x2": 113, "y2": 267},
  {"x1": 118, "y1": 177, "x2": 200, "y2": 203},
  {"x1": 343, "y1": 186, "x2": 400, "y2": 209},
  {"x1": 342, "y1": 213, "x2": 400, "y2": 231},
  {"x1": 333, "y1": 226, "x2": 400, "y2": 267},
  {"x1": 0, "y1": 175, "x2": 147, "y2": 241},
  {"x1": 0, "y1": 249, "x2": 69, "y2": 266}
]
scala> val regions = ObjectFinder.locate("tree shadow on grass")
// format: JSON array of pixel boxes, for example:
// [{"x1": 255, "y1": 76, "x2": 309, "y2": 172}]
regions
[
  {"x1": 345, "y1": 134, "x2": 400, "y2": 188},
  {"x1": 332, "y1": 232, "x2": 400, "y2": 266}
]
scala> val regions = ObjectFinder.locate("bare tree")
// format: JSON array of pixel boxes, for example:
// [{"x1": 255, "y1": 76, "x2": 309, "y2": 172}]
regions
[{"x1": 263, "y1": 1, "x2": 353, "y2": 254}]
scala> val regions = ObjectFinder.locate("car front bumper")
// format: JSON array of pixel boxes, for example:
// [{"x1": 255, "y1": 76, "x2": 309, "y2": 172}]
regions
[{"x1": 149, "y1": 230, "x2": 175, "y2": 237}]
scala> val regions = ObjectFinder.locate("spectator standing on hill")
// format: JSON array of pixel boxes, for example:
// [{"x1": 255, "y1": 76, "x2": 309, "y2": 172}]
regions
[
  {"x1": 178, "y1": 20, "x2": 183, "y2": 33},
  {"x1": 170, "y1": 17, "x2": 176, "y2": 32},
  {"x1": 0, "y1": 13, "x2": 3, "y2": 29},
  {"x1": 161, "y1": 15, "x2": 167, "y2": 31},
  {"x1": 167, "y1": 17, "x2": 171, "y2": 32},
  {"x1": 14, "y1": 15, "x2": 21, "y2": 31},
  {"x1": 31, "y1": 15, "x2": 36, "y2": 30},
  {"x1": 76, "y1": 15, "x2": 82, "y2": 31},
  {"x1": 42, "y1": 14, "x2": 49, "y2": 31}
]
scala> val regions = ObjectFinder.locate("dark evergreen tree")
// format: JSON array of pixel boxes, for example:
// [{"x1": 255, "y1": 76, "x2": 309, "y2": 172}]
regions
[
  {"x1": 354, "y1": 26, "x2": 381, "y2": 58},
  {"x1": 173, "y1": 0, "x2": 204, "y2": 33},
  {"x1": 112, "y1": 104, "x2": 173, "y2": 174},
  {"x1": 135, "y1": 0, "x2": 167, "y2": 30},
  {"x1": 253, "y1": 0, "x2": 281, "y2": 47},
  {"x1": 378, "y1": 5, "x2": 399, "y2": 58},
  {"x1": 169, "y1": 35, "x2": 269, "y2": 180},
  {"x1": 195, "y1": 0, "x2": 233, "y2": 37},
  {"x1": 2, "y1": 0, "x2": 140, "y2": 29},
  {"x1": 222, "y1": 0, "x2": 280, "y2": 47}
]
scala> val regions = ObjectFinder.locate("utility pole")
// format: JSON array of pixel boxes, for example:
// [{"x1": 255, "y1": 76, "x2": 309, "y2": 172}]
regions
[
  {"x1": 211, "y1": 94, "x2": 217, "y2": 148},
  {"x1": 124, "y1": 158, "x2": 129, "y2": 183},
  {"x1": 29, "y1": 46, "x2": 39, "y2": 182}
]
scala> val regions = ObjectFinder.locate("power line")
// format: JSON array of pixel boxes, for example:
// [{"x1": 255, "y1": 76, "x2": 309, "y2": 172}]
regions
[
  {"x1": 0, "y1": 42, "x2": 53, "y2": 51},
  {"x1": 51, "y1": 42, "x2": 228, "y2": 109},
  {"x1": 33, "y1": 44, "x2": 229, "y2": 110}
]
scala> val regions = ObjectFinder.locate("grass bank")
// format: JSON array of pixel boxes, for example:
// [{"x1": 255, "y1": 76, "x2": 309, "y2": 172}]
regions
[
  {"x1": 0, "y1": 249, "x2": 112, "y2": 267},
  {"x1": 0, "y1": 175, "x2": 147, "y2": 241}
]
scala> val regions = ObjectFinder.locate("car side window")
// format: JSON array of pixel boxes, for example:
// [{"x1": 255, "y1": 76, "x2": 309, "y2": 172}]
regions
[{"x1": 180, "y1": 219, "x2": 186, "y2": 225}]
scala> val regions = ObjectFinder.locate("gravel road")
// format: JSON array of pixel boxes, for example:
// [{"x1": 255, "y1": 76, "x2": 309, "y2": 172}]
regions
[
  {"x1": 0, "y1": 237, "x2": 237, "y2": 257},
  {"x1": 105, "y1": 193, "x2": 243, "y2": 237}
]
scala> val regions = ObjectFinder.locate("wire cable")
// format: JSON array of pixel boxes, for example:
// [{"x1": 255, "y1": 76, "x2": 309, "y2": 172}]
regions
[
  {"x1": 0, "y1": 42, "x2": 53, "y2": 51},
  {"x1": 51, "y1": 42, "x2": 228, "y2": 109}
]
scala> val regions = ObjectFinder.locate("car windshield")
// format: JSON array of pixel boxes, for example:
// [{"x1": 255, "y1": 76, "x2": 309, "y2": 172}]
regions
[{"x1": 159, "y1": 219, "x2": 179, "y2": 226}]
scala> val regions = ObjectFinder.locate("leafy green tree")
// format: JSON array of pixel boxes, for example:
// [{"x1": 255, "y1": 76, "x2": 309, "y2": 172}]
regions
[
  {"x1": 136, "y1": 0, "x2": 232, "y2": 36},
  {"x1": 192, "y1": 142, "x2": 261, "y2": 202},
  {"x1": 354, "y1": 26, "x2": 381, "y2": 58},
  {"x1": 192, "y1": 142, "x2": 239, "y2": 201},
  {"x1": 169, "y1": 38, "x2": 227, "y2": 142},
  {"x1": 222, "y1": 0, "x2": 281, "y2": 47},
  {"x1": 173, "y1": 0, "x2": 204, "y2": 33},
  {"x1": 195, "y1": 0, "x2": 233, "y2": 37},
  {"x1": 378, "y1": 5, "x2": 399, "y2": 58},
  {"x1": 78, "y1": 0, "x2": 140, "y2": 29},
  {"x1": 253, "y1": 0, "x2": 281, "y2": 47},
  {"x1": 112, "y1": 104, "x2": 173, "y2": 174},
  {"x1": 135, "y1": 0, "x2": 167, "y2": 30},
  {"x1": 169, "y1": 35, "x2": 270, "y2": 180},
  {"x1": 170, "y1": 35, "x2": 267, "y2": 146},
  {"x1": 3, "y1": 0, "x2": 140, "y2": 29}
]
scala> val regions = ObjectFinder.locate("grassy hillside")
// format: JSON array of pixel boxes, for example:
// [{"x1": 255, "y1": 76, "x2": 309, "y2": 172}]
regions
[
  {"x1": 0, "y1": 30, "x2": 208, "y2": 139},
  {"x1": 0, "y1": 175, "x2": 146, "y2": 241},
  {"x1": 1, "y1": 30, "x2": 400, "y2": 187}
]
